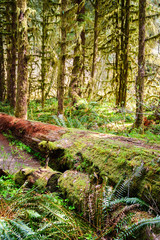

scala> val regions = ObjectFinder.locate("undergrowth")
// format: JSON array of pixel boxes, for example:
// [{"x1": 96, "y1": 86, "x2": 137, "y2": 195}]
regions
[
  {"x1": 1, "y1": 99, "x2": 159, "y2": 144},
  {"x1": 0, "y1": 173, "x2": 159, "y2": 240}
]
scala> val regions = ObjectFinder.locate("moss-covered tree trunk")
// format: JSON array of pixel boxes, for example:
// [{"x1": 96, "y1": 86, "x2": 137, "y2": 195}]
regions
[
  {"x1": 135, "y1": 0, "x2": 146, "y2": 128},
  {"x1": 69, "y1": 0, "x2": 85, "y2": 105},
  {"x1": 118, "y1": 0, "x2": 130, "y2": 108},
  {"x1": 57, "y1": 0, "x2": 66, "y2": 115},
  {"x1": 41, "y1": 0, "x2": 47, "y2": 109},
  {"x1": 6, "y1": 3, "x2": 12, "y2": 103},
  {"x1": 115, "y1": 0, "x2": 120, "y2": 106},
  {"x1": 10, "y1": 0, "x2": 17, "y2": 108},
  {"x1": 88, "y1": 0, "x2": 99, "y2": 99},
  {"x1": 0, "y1": 23, "x2": 5, "y2": 101},
  {"x1": 15, "y1": 0, "x2": 28, "y2": 119}
]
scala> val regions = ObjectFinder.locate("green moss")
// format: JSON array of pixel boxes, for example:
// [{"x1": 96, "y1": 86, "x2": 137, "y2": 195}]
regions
[
  {"x1": 58, "y1": 170, "x2": 90, "y2": 208},
  {"x1": 38, "y1": 129, "x2": 160, "y2": 206},
  {"x1": 14, "y1": 167, "x2": 35, "y2": 185}
]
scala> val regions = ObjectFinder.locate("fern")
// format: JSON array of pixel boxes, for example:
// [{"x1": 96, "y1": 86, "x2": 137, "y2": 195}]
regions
[
  {"x1": 115, "y1": 216, "x2": 160, "y2": 240},
  {"x1": 52, "y1": 115, "x2": 62, "y2": 126},
  {"x1": 105, "y1": 197, "x2": 149, "y2": 209}
]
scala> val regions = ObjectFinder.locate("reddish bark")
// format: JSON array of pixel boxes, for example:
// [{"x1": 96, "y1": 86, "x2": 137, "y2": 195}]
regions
[{"x1": 0, "y1": 113, "x2": 65, "y2": 149}]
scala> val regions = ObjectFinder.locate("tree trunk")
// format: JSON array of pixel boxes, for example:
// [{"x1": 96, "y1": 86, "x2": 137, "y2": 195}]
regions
[
  {"x1": 6, "y1": 3, "x2": 12, "y2": 103},
  {"x1": 41, "y1": 0, "x2": 47, "y2": 109},
  {"x1": 118, "y1": 0, "x2": 130, "y2": 108},
  {"x1": 115, "y1": 0, "x2": 120, "y2": 106},
  {"x1": 57, "y1": 0, "x2": 66, "y2": 115},
  {"x1": 0, "y1": 113, "x2": 160, "y2": 209},
  {"x1": 0, "y1": 24, "x2": 5, "y2": 101},
  {"x1": 10, "y1": 0, "x2": 17, "y2": 108},
  {"x1": 88, "y1": 0, "x2": 99, "y2": 99},
  {"x1": 135, "y1": 0, "x2": 146, "y2": 128},
  {"x1": 69, "y1": 0, "x2": 85, "y2": 105},
  {"x1": 15, "y1": 0, "x2": 28, "y2": 119}
]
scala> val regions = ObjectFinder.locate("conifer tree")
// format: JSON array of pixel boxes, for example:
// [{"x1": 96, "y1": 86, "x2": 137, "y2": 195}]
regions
[
  {"x1": 118, "y1": 0, "x2": 130, "y2": 108},
  {"x1": 10, "y1": 0, "x2": 17, "y2": 107},
  {"x1": 135, "y1": 0, "x2": 146, "y2": 128},
  {"x1": 69, "y1": 0, "x2": 85, "y2": 104},
  {"x1": 57, "y1": 0, "x2": 67, "y2": 115},
  {"x1": 15, "y1": 0, "x2": 28, "y2": 119},
  {"x1": 0, "y1": 22, "x2": 5, "y2": 101},
  {"x1": 6, "y1": 3, "x2": 12, "y2": 102}
]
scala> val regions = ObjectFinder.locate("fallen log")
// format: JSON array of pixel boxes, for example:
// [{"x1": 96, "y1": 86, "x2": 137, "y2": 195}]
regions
[
  {"x1": 0, "y1": 113, "x2": 160, "y2": 208},
  {"x1": 14, "y1": 167, "x2": 61, "y2": 192}
]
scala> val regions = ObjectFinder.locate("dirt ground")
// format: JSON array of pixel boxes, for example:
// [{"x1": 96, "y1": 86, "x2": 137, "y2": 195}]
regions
[{"x1": 0, "y1": 133, "x2": 40, "y2": 174}]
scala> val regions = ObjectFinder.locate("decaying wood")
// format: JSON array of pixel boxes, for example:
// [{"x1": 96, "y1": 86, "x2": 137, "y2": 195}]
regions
[
  {"x1": 0, "y1": 113, "x2": 160, "y2": 208},
  {"x1": 14, "y1": 167, "x2": 61, "y2": 192}
]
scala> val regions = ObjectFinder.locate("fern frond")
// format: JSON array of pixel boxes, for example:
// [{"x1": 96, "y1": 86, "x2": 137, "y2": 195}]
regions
[
  {"x1": 115, "y1": 216, "x2": 160, "y2": 240},
  {"x1": 105, "y1": 197, "x2": 149, "y2": 209}
]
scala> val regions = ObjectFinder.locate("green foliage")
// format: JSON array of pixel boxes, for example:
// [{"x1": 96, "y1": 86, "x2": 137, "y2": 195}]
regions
[
  {"x1": 0, "y1": 101, "x2": 14, "y2": 115},
  {"x1": 0, "y1": 175, "x2": 18, "y2": 198},
  {"x1": 151, "y1": 124, "x2": 160, "y2": 135},
  {"x1": 115, "y1": 216, "x2": 160, "y2": 240},
  {"x1": 0, "y1": 174, "x2": 159, "y2": 240},
  {"x1": 1, "y1": 100, "x2": 160, "y2": 144}
]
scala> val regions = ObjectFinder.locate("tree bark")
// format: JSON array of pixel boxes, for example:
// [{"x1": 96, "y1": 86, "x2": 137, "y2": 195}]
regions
[
  {"x1": 6, "y1": 3, "x2": 12, "y2": 103},
  {"x1": 115, "y1": 0, "x2": 120, "y2": 106},
  {"x1": 88, "y1": 0, "x2": 99, "y2": 99},
  {"x1": 135, "y1": 0, "x2": 146, "y2": 128},
  {"x1": 118, "y1": 0, "x2": 130, "y2": 108},
  {"x1": 10, "y1": 0, "x2": 17, "y2": 108},
  {"x1": 41, "y1": 0, "x2": 47, "y2": 109},
  {"x1": 0, "y1": 24, "x2": 5, "y2": 101},
  {"x1": 57, "y1": 0, "x2": 66, "y2": 115},
  {"x1": 15, "y1": 0, "x2": 28, "y2": 119},
  {"x1": 69, "y1": 0, "x2": 85, "y2": 105}
]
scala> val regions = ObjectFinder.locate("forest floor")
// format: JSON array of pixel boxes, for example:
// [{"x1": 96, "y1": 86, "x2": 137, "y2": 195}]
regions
[{"x1": 0, "y1": 133, "x2": 40, "y2": 174}]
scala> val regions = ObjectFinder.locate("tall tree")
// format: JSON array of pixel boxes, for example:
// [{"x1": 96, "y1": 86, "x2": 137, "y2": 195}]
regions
[
  {"x1": 69, "y1": 0, "x2": 85, "y2": 104},
  {"x1": 10, "y1": 0, "x2": 17, "y2": 107},
  {"x1": 87, "y1": 0, "x2": 99, "y2": 99},
  {"x1": 41, "y1": 0, "x2": 47, "y2": 108},
  {"x1": 118, "y1": 0, "x2": 130, "y2": 108},
  {"x1": 57, "y1": 0, "x2": 67, "y2": 115},
  {"x1": 135, "y1": 0, "x2": 146, "y2": 128},
  {"x1": 6, "y1": 3, "x2": 12, "y2": 102},
  {"x1": 0, "y1": 22, "x2": 5, "y2": 101},
  {"x1": 15, "y1": 0, "x2": 28, "y2": 119}
]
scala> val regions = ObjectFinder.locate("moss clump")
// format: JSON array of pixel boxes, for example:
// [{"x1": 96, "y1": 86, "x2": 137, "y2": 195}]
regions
[
  {"x1": 14, "y1": 167, "x2": 62, "y2": 191},
  {"x1": 14, "y1": 167, "x2": 34, "y2": 185},
  {"x1": 58, "y1": 170, "x2": 90, "y2": 209}
]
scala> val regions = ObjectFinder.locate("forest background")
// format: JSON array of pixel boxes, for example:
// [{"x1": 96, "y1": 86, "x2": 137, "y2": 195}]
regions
[{"x1": 0, "y1": 0, "x2": 160, "y2": 136}]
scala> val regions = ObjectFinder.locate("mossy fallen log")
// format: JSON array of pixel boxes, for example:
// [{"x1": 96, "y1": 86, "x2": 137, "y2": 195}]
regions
[
  {"x1": 58, "y1": 170, "x2": 91, "y2": 210},
  {"x1": 0, "y1": 113, "x2": 160, "y2": 207},
  {"x1": 14, "y1": 167, "x2": 61, "y2": 192}
]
